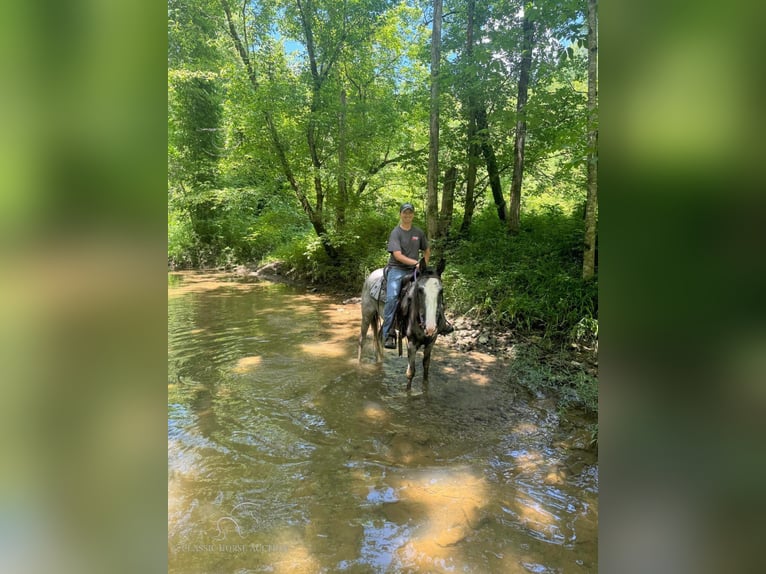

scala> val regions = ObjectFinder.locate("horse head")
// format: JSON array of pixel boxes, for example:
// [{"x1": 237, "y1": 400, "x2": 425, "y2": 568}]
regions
[{"x1": 411, "y1": 258, "x2": 445, "y2": 337}]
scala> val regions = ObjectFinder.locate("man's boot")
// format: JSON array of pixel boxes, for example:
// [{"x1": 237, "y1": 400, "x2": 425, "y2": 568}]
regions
[{"x1": 384, "y1": 332, "x2": 397, "y2": 349}]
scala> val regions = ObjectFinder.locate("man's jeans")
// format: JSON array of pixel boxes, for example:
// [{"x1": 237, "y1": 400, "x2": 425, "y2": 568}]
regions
[{"x1": 381, "y1": 266, "x2": 410, "y2": 340}]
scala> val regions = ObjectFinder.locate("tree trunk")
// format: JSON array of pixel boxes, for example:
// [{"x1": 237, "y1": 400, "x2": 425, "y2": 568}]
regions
[
  {"x1": 461, "y1": 127, "x2": 479, "y2": 234},
  {"x1": 298, "y1": 0, "x2": 328, "y2": 242},
  {"x1": 477, "y1": 107, "x2": 507, "y2": 221},
  {"x1": 460, "y1": 0, "x2": 479, "y2": 235},
  {"x1": 583, "y1": 0, "x2": 598, "y2": 280},
  {"x1": 336, "y1": 87, "x2": 348, "y2": 229},
  {"x1": 426, "y1": 0, "x2": 442, "y2": 242},
  {"x1": 459, "y1": 0, "x2": 505, "y2": 226},
  {"x1": 508, "y1": 10, "x2": 533, "y2": 234},
  {"x1": 439, "y1": 166, "x2": 457, "y2": 239}
]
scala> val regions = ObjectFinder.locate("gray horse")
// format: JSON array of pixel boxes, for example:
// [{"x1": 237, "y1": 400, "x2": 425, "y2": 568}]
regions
[
  {"x1": 358, "y1": 259, "x2": 446, "y2": 390},
  {"x1": 357, "y1": 268, "x2": 386, "y2": 363}
]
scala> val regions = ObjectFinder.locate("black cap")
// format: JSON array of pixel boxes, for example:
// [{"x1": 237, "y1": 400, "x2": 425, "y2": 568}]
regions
[{"x1": 400, "y1": 203, "x2": 415, "y2": 213}]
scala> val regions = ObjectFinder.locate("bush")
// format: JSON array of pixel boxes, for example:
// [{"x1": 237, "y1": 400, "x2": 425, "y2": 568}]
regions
[
  {"x1": 168, "y1": 209, "x2": 197, "y2": 268},
  {"x1": 272, "y1": 210, "x2": 392, "y2": 290},
  {"x1": 444, "y1": 204, "x2": 597, "y2": 343},
  {"x1": 332, "y1": 212, "x2": 394, "y2": 286},
  {"x1": 167, "y1": 185, "x2": 309, "y2": 268}
]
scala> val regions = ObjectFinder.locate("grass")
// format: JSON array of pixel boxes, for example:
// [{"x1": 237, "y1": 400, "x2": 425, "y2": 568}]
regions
[
  {"x1": 510, "y1": 344, "x2": 598, "y2": 414},
  {"x1": 443, "y1": 202, "x2": 597, "y2": 344}
]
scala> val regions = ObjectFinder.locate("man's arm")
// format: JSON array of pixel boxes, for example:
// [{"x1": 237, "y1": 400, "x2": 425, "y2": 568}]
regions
[
  {"x1": 423, "y1": 246, "x2": 430, "y2": 266},
  {"x1": 392, "y1": 250, "x2": 418, "y2": 267}
]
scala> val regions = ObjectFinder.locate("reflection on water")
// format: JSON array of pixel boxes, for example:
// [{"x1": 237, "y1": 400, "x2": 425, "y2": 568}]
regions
[{"x1": 168, "y1": 272, "x2": 598, "y2": 573}]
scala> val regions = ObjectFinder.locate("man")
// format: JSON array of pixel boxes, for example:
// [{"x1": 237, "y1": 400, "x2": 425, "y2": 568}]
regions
[{"x1": 381, "y1": 202, "x2": 453, "y2": 349}]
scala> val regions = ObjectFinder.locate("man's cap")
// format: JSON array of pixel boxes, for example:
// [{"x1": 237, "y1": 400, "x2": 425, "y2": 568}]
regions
[{"x1": 400, "y1": 203, "x2": 415, "y2": 213}]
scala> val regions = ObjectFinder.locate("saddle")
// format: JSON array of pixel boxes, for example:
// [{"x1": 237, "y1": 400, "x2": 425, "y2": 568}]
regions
[{"x1": 369, "y1": 266, "x2": 390, "y2": 302}]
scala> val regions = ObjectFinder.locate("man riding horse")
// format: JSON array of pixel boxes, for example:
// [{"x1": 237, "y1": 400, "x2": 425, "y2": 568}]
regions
[{"x1": 381, "y1": 203, "x2": 453, "y2": 349}]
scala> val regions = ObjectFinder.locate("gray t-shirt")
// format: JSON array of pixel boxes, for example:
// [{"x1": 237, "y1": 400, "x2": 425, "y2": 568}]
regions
[{"x1": 387, "y1": 225, "x2": 428, "y2": 269}]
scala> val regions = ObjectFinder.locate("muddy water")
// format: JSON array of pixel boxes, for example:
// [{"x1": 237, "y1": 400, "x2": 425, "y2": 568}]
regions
[{"x1": 168, "y1": 272, "x2": 597, "y2": 573}]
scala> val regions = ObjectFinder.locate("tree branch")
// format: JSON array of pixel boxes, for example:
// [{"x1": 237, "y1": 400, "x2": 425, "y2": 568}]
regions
[
  {"x1": 241, "y1": 0, "x2": 249, "y2": 63},
  {"x1": 355, "y1": 148, "x2": 427, "y2": 196},
  {"x1": 220, "y1": 0, "x2": 258, "y2": 89},
  {"x1": 296, "y1": 0, "x2": 320, "y2": 85}
]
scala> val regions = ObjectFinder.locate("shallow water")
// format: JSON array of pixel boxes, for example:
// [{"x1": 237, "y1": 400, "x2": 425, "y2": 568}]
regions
[{"x1": 168, "y1": 272, "x2": 598, "y2": 573}]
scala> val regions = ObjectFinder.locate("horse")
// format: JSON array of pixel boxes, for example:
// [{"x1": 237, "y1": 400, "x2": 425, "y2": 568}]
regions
[
  {"x1": 357, "y1": 267, "x2": 386, "y2": 364},
  {"x1": 358, "y1": 259, "x2": 446, "y2": 390},
  {"x1": 396, "y1": 258, "x2": 446, "y2": 390}
]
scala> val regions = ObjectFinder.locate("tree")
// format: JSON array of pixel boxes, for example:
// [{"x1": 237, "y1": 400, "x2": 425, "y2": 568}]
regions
[
  {"x1": 459, "y1": 0, "x2": 480, "y2": 234},
  {"x1": 168, "y1": 0, "x2": 227, "y2": 260},
  {"x1": 478, "y1": 106, "x2": 508, "y2": 222},
  {"x1": 426, "y1": 0, "x2": 443, "y2": 244},
  {"x1": 168, "y1": 70, "x2": 223, "y2": 253},
  {"x1": 168, "y1": 0, "x2": 222, "y2": 70},
  {"x1": 450, "y1": 0, "x2": 507, "y2": 228},
  {"x1": 438, "y1": 165, "x2": 457, "y2": 238},
  {"x1": 218, "y1": 0, "x2": 429, "y2": 261},
  {"x1": 582, "y1": 0, "x2": 598, "y2": 279},
  {"x1": 168, "y1": 0, "x2": 597, "y2": 282},
  {"x1": 507, "y1": 3, "x2": 533, "y2": 234},
  {"x1": 219, "y1": 0, "x2": 339, "y2": 258}
]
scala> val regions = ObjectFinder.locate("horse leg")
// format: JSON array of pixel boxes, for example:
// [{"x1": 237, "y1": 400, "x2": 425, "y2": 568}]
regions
[
  {"x1": 358, "y1": 314, "x2": 370, "y2": 363},
  {"x1": 422, "y1": 340, "x2": 434, "y2": 384},
  {"x1": 371, "y1": 313, "x2": 383, "y2": 363},
  {"x1": 406, "y1": 341, "x2": 416, "y2": 391}
]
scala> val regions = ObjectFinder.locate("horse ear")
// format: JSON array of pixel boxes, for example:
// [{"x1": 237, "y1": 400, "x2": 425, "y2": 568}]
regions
[
  {"x1": 436, "y1": 258, "x2": 446, "y2": 276},
  {"x1": 418, "y1": 258, "x2": 427, "y2": 273}
]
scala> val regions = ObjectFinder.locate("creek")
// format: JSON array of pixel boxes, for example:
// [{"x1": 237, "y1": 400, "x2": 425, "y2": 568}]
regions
[{"x1": 168, "y1": 272, "x2": 598, "y2": 573}]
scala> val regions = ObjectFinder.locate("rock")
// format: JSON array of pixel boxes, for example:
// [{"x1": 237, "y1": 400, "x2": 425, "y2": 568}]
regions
[
  {"x1": 255, "y1": 261, "x2": 284, "y2": 276},
  {"x1": 543, "y1": 469, "x2": 567, "y2": 485}
]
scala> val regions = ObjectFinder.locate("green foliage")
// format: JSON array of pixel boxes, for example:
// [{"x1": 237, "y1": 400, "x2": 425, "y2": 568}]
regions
[
  {"x1": 168, "y1": 0, "x2": 223, "y2": 69},
  {"x1": 168, "y1": 186, "x2": 309, "y2": 268},
  {"x1": 168, "y1": 208, "x2": 197, "y2": 268},
  {"x1": 571, "y1": 315, "x2": 598, "y2": 349},
  {"x1": 509, "y1": 343, "x2": 598, "y2": 418},
  {"x1": 444, "y1": 200, "x2": 597, "y2": 342},
  {"x1": 168, "y1": 70, "x2": 223, "y2": 186},
  {"x1": 166, "y1": 0, "x2": 597, "y2": 329},
  {"x1": 273, "y1": 209, "x2": 392, "y2": 289}
]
